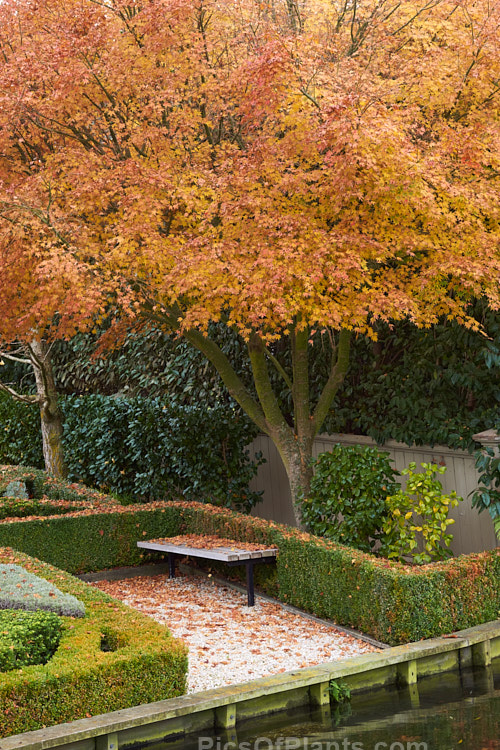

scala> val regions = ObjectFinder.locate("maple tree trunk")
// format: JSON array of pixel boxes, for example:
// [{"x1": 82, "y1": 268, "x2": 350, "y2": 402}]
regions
[
  {"x1": 287, "y1": 452, "x2": 314, "y2": 520},
  {"x1": 184, "y1": 326, "x2": 351, "y2": 526},
  {"x1": 271, "y1": 426, "x2": 315, "y2": 526},
  {"x1": 30, "y1": 340, "x2": 67, "y2": 479}
]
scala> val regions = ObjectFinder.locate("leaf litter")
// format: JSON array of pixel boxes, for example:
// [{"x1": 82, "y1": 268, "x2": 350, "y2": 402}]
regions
[{"x1": 92, "y1": 569, "x2": 377, "y2": 694}]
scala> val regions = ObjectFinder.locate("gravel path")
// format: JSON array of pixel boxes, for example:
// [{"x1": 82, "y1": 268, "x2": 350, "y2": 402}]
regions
[{"x1": 92, "y1": 570, "x2": 381, "y2": 694}]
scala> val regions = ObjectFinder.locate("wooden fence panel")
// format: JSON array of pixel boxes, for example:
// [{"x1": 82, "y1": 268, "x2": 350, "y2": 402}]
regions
[
  {"x1": 250, "y1": 435, "x2": 296, "y2": 527},
  {"x1": 249, "y1": 433, "x2": 498, "y2": 555}
]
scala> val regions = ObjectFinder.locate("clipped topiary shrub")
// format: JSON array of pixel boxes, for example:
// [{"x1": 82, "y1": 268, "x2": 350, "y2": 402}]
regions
[
  {"x1": 0, "y1": 609, "x2": 62, "y2": 672},
  {"x1": 0, "y1": 464, "x2": 119, "y2": 505},
  {"x1": 0, "y1": 466, "x2": 498, "y2": 647},
  {"x1": 0, "y1": 564, "x2": 86, "y2": 617},
  {"x1": 0, "y1": 548, "x2": 188, "y2": 737},
  {"x1": 0, "y1": 497, "x2": 82, "y2": 520}
]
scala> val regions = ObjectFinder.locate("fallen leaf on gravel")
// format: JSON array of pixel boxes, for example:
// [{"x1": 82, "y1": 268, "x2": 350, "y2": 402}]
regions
[{"x1": 92, "y1": 569, "x2": 376, "y2": 694}]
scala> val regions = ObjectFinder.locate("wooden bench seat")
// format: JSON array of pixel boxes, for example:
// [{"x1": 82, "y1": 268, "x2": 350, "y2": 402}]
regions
[{"x1": 137, "y1": 535, "x2": 278, "y2": 606}]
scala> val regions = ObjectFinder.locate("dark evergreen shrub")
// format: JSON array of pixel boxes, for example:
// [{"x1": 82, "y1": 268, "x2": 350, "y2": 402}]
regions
[{"x1": 0, "y1": 392, "x2": 263, "y2": 511}]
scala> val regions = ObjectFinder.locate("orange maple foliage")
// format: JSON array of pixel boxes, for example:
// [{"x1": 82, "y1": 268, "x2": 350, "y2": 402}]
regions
[{"x1": 0, "y1": 0, "x2": 499, "y2": 515}]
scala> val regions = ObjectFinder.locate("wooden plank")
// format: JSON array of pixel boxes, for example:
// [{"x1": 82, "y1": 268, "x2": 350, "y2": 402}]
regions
[
  {"x1": 257, "y1": 549, "x2": 278, "y2": 558},
  {"x1": 448, "y1": 452, "x2": 469, "y2": 554},
  {"x1": 137, "y1": 541, "x2": 277, "y2": 563},
  {"x1": 250, "y1": 436, "x2": 295, "y2": 527},
  {"x1": 138, "y1": 541, "x2": 246, "y2": 561},
  {"x1": 268, "y1": 440, "x2": 293, "y2": 525}
]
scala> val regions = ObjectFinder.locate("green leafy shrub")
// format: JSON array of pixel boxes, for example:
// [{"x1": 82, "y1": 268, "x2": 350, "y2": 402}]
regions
[
  {"x1": 0, "y1": 548, "x2": 188, "y2": 736},
  {"x1": 379, "y1": 462, "x2": 461, "y2": 564},
  {"x1": 0, "y1": 392, "x2": 263, "y2": 511},
  {"x1": 299, "y1": 445, "x2": 399, "y2": 552},
  {"x1": 62, "y1": 395, "x2": 264, "y2": 511},
  {"x1": 0, "y1": 393, "x2": 42, "y2": 468},
  {"x1": 0, "y1": 563, "x2": 86, "y2": 617},
  {"x1": 324, "y1": 307, "x2": 500, "y2": 452},
  {"x1": 472, "y1": 447, "x2": 500, "y2": 538},
  {"x1": 0, "y1": 609, "x2": 62, "y2": 672}
]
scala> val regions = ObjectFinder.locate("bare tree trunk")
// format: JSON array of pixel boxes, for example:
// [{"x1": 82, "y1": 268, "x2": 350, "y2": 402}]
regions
[
  {"x1": 0, "y1": 341, "x2": 67, "y2": 478},
  {"x1": 270, "y1": 425, "x2": 315, "y2": 525},
  {"x1": 29, "y1": 339, "x2": 67, "y2": 478}
]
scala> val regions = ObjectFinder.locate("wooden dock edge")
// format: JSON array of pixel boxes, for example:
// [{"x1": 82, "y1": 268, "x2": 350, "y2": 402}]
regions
[{"x1": 1, "y1": 619, "x2": 499, "y2": 750}]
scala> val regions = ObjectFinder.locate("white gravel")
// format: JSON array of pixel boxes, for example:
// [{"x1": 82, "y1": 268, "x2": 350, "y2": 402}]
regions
[{"x1": 92, "y1": 570, "x2": 380, "y2": 694}]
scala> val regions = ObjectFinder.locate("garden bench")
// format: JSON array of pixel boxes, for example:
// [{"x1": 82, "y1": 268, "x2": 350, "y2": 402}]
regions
[{"x1": 137, "y1": 535, "x2": 278, "y2": 606}]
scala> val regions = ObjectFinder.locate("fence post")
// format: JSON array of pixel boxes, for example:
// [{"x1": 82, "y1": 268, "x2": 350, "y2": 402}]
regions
[{"x1": 472, "y1": 429, "x2": 500, "y2": 455}]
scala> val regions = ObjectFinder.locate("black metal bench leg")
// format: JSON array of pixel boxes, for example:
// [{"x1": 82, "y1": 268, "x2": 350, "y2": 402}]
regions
[
  {"x1": 168, "y1": 553, "x2": 177, "y2": 579},
  {"x1": 246, "y1": 561, "x2": 255, "y2": 606}
]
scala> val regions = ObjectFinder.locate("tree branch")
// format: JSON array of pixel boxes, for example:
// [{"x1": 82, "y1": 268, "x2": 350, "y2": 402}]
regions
[
  {"x1": 0, "y1": 351, "x2": 31, "y2": 365},
  {"x1": 291, "y1": 325, "x2": 311, "y2": 439},
  {"x1": 247, "y1": 332, "x2": 292, "y2": 438},
  {"x1": 183, "y1": 328, "x2": 270, "y2": 435},
  {"x1": 0, "y1": 380, "x2": 39, "y2": 405},
  {"x1": 392, "y1": 0, "x2": 442, "y2": 36},
  {"x1": 311, "y1": 328, "x2": 351, "y2": 436},
  {"x1": 265, "y1": 347, "x2": 293, "y2": 391},
  {"x1": 0, "y1": 199, "x2": 71, "y2": 248},
  {"x1": 27, "y1": 339, "x2": 51, "y2": 408}
]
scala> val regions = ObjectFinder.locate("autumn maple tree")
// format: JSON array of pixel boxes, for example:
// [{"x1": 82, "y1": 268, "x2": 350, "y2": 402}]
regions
[
  {"x1": 0, "y1": 84, "x2": 101, "y2": 477},
  {"x1": 0, "y1": 0, "x2": 499, "y2": 520}
]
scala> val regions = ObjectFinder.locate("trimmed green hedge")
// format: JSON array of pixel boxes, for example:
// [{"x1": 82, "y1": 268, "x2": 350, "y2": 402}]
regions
[
  {"x1": 0, "y1": 609, "x2": 62, "y2": 673},
  {"x1": 0, "y1": 464, "x2": 125, "y2": 504},
  {"x1": 176, "y1": 502, "x2": 500, "y2": 641},
  {"x1": 0, "y1": 507, "x2": 182, "y2": 574},
  {"x1": 0, "y1": 548, "x2": 187, "y2": 737},
  {"x1": 0, "y1": 468, "x2": 498, "y2": 646}
]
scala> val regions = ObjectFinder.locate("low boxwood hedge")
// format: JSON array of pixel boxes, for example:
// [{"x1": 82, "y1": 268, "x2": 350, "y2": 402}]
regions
[
  {"x1": 0, "y1": 609, "x2": 62, "y2": 673},
  {"x1": 0, "y1": 465, "x2": 498, "y2": 648},
  {"x1": 0, "y1": 547, "x2": 188, "y2": 737},
  {"x1": 180, "y1": 500, "x2": 500, "y2": 643}
]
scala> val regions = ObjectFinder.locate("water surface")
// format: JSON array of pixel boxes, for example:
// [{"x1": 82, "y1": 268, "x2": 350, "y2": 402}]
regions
[{"x1": 161, "y1": 659, "x2": 500, "y2": 750}]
